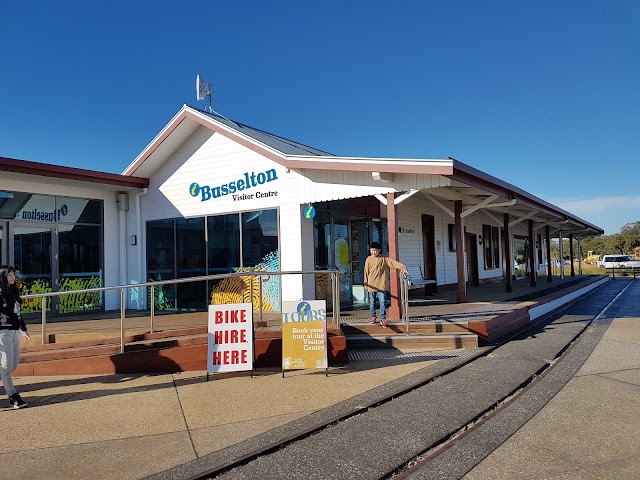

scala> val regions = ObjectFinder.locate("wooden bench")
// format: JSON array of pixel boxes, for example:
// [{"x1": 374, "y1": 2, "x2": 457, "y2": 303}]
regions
[
  {"x1": 408, "y1": 268, "x2": 437, "y2": 295},
  {"x1": 606, "y1": 266, "x2": 640, "y2": 279}
]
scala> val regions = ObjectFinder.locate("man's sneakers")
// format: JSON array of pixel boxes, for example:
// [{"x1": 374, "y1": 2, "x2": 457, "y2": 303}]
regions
[
  {"x1": 9, "y1": 393, "x2": 27, "y2": 409},
  {"x1": 370, "y1": 316, "x2": 377, "y2": 324}
]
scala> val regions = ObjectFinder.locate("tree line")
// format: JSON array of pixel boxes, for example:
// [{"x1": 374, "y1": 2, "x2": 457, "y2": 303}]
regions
[
  {"x1": 548, "y1": 221, "x2": 640, "y2": 261},
  {"x1": 582, "y1": 221, "x2": 640, "y2": 257}
]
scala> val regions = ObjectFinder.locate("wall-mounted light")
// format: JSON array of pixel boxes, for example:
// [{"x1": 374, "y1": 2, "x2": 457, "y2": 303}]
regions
[
  {"x1": 129, "y1": 235, "x2": 137, "y2": 246},
  {"x1": 478, "y1": 235, "x2": 483, "y2": 245}
]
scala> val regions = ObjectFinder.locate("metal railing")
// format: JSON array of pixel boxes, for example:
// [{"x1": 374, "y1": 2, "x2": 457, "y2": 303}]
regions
[
  {"x1": 399, "y1": 272, "x2": 412, "y2": 335},
  {"x1": 22, "y1": 269, "x2": 342, "y2": 353}
]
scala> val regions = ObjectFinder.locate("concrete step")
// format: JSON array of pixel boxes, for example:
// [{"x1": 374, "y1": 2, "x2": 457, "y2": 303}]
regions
[{"x1": 346, "y1": 333, "x2": 478, "y2": 350}]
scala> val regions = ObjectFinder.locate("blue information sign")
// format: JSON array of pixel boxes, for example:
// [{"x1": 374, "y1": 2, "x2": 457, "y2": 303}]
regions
[{"x1": 303, "y1": 205, "x2": 316, "y2": 220}]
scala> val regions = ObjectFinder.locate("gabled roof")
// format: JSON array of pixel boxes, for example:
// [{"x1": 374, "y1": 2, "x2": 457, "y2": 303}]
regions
[
  {"x1": 194, "y1": 108, "x2": 334, "y2": 156},
  {"x1": 123, "y1": 105, "x2": 453, "y2": 177}
]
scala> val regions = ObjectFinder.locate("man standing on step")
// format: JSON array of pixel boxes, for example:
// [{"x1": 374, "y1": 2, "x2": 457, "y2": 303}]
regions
[{"x1": 364, "y1": 242, "x2": 408, "y2": 328}]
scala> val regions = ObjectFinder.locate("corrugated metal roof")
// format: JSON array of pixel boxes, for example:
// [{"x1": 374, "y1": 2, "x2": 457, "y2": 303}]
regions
[{"x1": 192, "y1": 107, "x2": 334, "y2": 157}]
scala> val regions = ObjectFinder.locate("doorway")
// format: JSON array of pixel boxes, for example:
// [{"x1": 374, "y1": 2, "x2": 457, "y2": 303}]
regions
[
  {"x1": 314, "y1": 213, "x2": 388, "y2": 309},
  {"x1": 421, "y1": 214, "x2": 437, "y2": 293},
  {"x1": 349, "y1": 218, "x2": 387, "y2": 307},
  {"x1": 12, "y1": 224, "x2": 56, "y2": 314},
  {"x1": 466, "y1": 233, "x2": 479, "y2": 287}
]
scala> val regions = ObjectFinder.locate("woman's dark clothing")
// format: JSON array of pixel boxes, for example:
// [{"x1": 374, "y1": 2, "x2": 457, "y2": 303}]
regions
[{"x1": 0, "y1": 287, "x2": 27, "y2": 331}]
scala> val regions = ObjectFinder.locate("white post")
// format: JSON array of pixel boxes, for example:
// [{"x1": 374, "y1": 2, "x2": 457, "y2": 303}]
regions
[
  {"x1": 559, "y1": 231, "x2": 564, "y2": 280},
  {"x1": 578, "y1": 238, "x2": 583, "y2": 275}
]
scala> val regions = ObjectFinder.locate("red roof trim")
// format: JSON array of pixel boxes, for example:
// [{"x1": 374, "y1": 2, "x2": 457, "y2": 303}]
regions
[{"x1": 0, "y1": 157, "x2": 149, "y2": 189}]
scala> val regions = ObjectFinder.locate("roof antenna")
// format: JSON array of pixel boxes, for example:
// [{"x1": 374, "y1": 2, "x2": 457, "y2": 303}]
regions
[
  {"x1": 195, "y1": 75, "x2": 234, "y2": 123},
  {"x1": 196, "y1": 75, "x2": 214, "y2": 113}
]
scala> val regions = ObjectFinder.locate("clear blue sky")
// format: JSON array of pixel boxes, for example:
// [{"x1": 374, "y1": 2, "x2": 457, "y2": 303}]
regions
[{"x1": 1, "y1": 1, "x2": 638, "y2": 235}]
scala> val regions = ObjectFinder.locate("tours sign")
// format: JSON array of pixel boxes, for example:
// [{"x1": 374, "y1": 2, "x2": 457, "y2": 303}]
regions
[
  {"x1": 282, "y1": 300, "x2": 327, "y2": 370},
  {"x1": 208, "y1": 303, "x2": 254, "y2": 373}
]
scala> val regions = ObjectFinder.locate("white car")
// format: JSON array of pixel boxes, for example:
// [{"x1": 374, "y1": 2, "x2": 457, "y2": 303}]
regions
[{"x1": 600, "y1": 255, "x2": 640, "y2": 269}]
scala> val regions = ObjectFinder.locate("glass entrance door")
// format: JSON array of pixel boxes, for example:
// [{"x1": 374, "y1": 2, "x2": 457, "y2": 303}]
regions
[
  {"x1": 332, "y1": 219, "x2": 352, "y2": 306},
  {"x1": 13, "y1": 225, "x2": 55, "y2": 314},
  {"x1": 349, "y1": 218, "x2": 388, "y2": 307},
  {"x1": 313, "y1": 215, "x2": 352, "y2": 307}
]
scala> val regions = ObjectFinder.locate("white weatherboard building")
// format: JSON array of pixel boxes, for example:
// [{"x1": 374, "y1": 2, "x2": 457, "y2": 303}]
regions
[{"x1": 0, "y1": 105, "x2": 603, "y2": 317}]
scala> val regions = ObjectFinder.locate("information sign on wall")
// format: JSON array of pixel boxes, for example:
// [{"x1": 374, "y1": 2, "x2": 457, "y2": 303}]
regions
[
  {"x1": 208, "y1": 303, "x2": 254, "y2": 373},
  {"x1": 281, "y1": 300, "x2": 327, "y2": 370}
]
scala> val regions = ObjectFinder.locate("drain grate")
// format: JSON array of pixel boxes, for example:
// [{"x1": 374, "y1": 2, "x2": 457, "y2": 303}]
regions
[{"x1": 348, "y1": 348, "x2": 481, "y2": 361}]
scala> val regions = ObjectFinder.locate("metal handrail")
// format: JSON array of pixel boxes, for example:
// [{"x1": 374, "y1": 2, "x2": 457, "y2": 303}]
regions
[
  {"x1": 21, "y1": 269, "x2": 341, "y2": 351},
  {"x1": 399, "y1": 272, "x2": 411, "y2": 335}
]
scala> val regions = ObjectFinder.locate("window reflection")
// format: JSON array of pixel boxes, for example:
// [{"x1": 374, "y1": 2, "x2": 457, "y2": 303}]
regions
[
  {"x1": 147, "y1": 209, "x2": 280, "y2": 312},
  {"x1": 242, "y1": 210, "x2": 278, "y2": 268},
  {"x1": 208, "y1": 215, "x2": 240, "y2": 274}
]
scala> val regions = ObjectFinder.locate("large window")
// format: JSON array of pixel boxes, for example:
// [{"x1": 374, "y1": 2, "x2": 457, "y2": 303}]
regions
[
  {"x1": 10, "y1": 193, "x2": 104, "y2": 315},
  {"x1": 58, "y1": 224, "x2": 102, "y2": 313},
  {"x1": 147, "y1": 209, "x2": 280, "y2": 312},
  {"x1": 147, "y1": 220, "x2": 176, "y2": 309},
  {"x1": 176, "y1": 218, "x2": 206, "y2": 309},
  {"x1": 483, "y1": 224, "x2": 500, "y2": 270},
  {"x1": 242, "y1": 210, "x2": 278, "y2": 268},
  {"x1": 448, "y1": 224, "x2": 456, "y2": 252},
  {"x1": 207, "y1": 214, "x2": 240, "y2": 274}
]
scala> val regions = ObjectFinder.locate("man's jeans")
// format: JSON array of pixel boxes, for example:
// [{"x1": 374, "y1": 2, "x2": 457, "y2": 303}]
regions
[{"x1": 368, "y1": 290, "x2": 387, "y2": 320}]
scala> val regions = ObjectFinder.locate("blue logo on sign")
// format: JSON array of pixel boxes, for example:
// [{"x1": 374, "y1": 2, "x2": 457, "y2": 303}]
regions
[
  {"x1": 297, "y1": 302, "x2": 311, "y2": 316},
  {"x1": 189, "y1": 183, "x2": 200, "y2": 197},
  {"x1": 303, "y1": 205, "x2": 315, "y2": 220}
]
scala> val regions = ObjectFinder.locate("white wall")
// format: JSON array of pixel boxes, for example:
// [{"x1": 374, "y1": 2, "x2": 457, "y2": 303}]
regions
[{"x1": 394, "y1": 194, "x2": 506, "y2": 287}]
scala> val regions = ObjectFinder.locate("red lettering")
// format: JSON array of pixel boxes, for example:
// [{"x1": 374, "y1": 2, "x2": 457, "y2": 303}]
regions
[
  {"x1": 213, "y1": 349, "x2": 251, "y2": 365},
  {"x1": 212, "y1": 349, "x2": 249, "y2": 366},
  {"x1": 214, "y1": 309, "x2": 250, "y2": 323},
  {"x1": 213, "y1": 351, "x2": 222, "y2": 365},
  {"x1": 212, "y1": 329, "x2": 248, "y2": 344}
]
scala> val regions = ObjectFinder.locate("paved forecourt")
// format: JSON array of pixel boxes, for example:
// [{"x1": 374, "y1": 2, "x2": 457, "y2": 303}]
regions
[{"x1": 3, "y1": 276, "x2": 636, "y2": 479}]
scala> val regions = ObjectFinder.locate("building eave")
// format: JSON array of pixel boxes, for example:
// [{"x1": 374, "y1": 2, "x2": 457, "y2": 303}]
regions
[{"x1": 1, "y1": 156, "x2": 149, "y2": 190}]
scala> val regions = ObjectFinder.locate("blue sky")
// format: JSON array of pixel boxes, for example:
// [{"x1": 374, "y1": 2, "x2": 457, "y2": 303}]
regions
[{"x1": 1, "y1": 1, "x2": 638, "y2": 235}]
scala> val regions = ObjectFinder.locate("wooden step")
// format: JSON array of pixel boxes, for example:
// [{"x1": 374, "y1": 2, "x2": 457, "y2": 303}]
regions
[{"x1": 341, "y1": 322, "x2": 471, "y2": 336}]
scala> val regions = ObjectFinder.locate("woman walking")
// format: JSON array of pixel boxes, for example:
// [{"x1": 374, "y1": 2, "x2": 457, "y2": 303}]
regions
[{"x1": 0, "y1": 265, "x2": 30, "y2": 408}]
